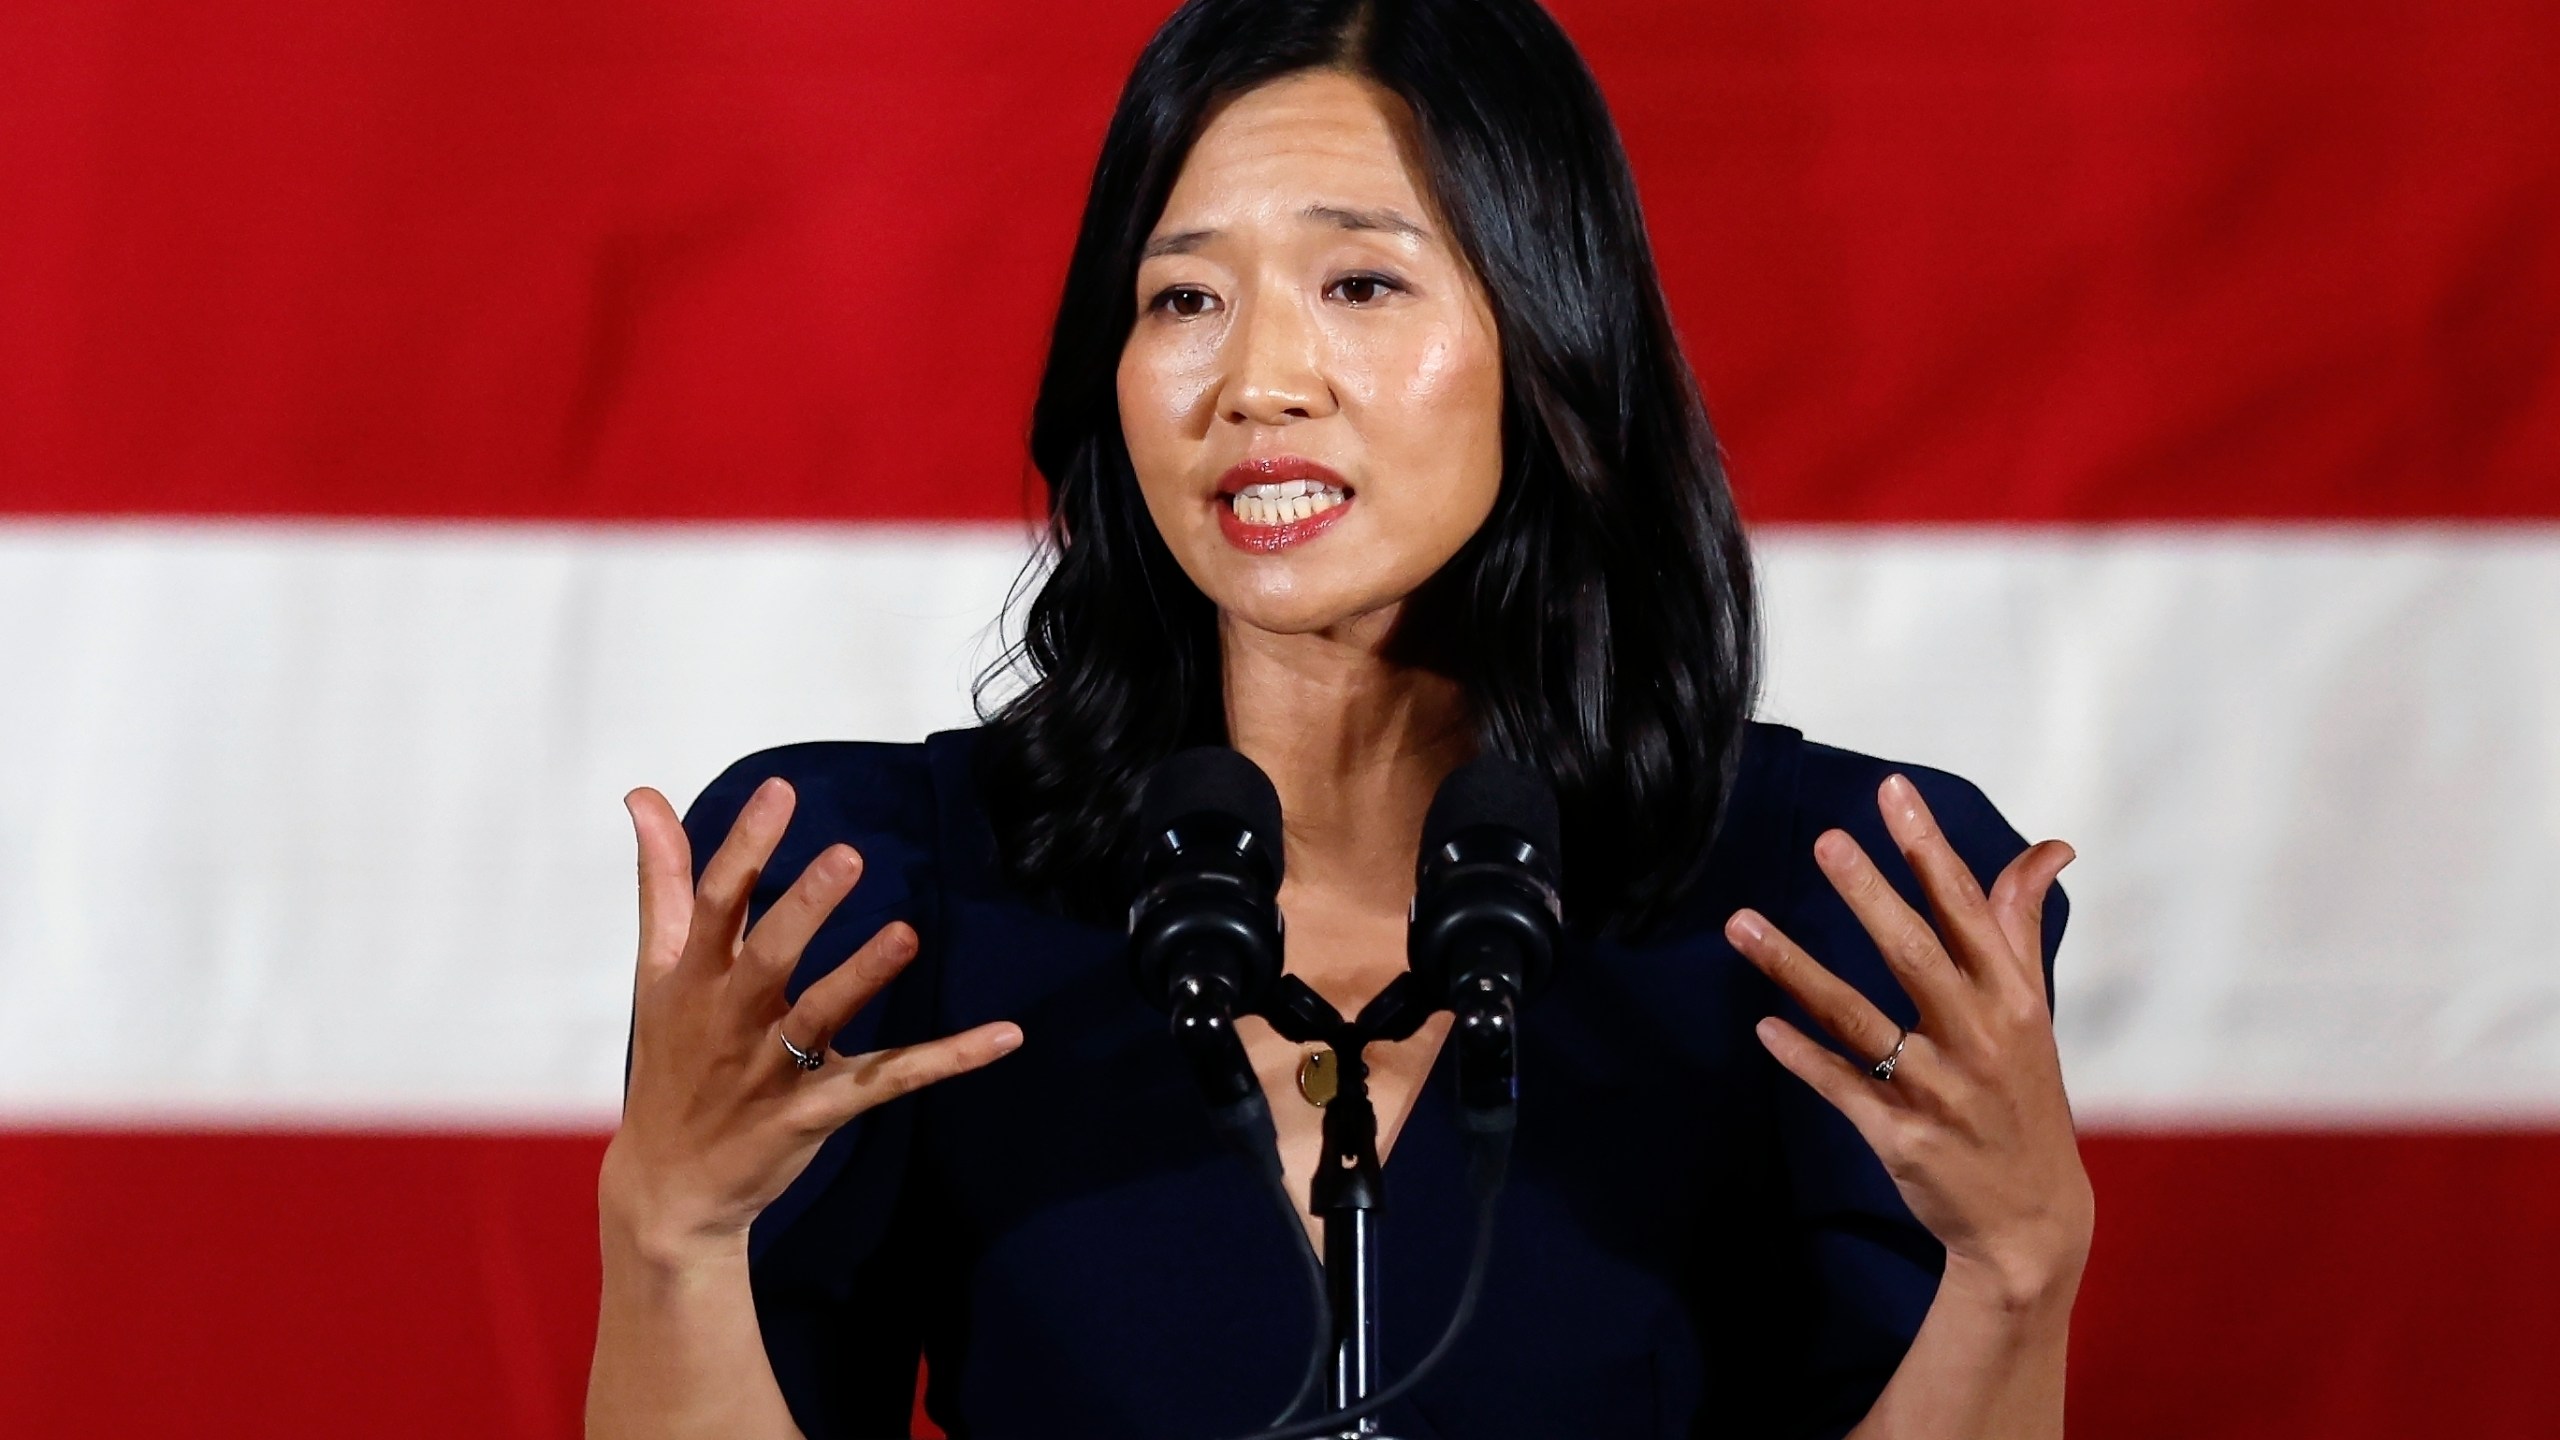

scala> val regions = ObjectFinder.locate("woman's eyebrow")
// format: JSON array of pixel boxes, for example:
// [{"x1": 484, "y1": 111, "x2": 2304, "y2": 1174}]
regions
[
  {"x1": 1142, "y1": 229, "x2": 1215, "y2": 260},
  {"x1": 1139, "y1": 204, "x2": 1435, "y2": 261},
  {"x1": 1303, "y1": 203, "x2": 1432, "y2": 241}
]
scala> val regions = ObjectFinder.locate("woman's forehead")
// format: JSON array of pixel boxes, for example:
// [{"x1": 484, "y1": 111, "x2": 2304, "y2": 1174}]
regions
[{"x1": 1153, "y1": 72, "x2": 1436, "y2": 238}]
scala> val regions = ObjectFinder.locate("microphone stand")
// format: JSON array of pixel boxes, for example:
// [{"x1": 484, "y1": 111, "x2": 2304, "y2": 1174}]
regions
[
  {"x1": 1316, "y1": 1062, "x2": 1383, "y2": 1429},
  {"x1": 1263, "y1": 974, "x2": 1435, "y2": 1440}
]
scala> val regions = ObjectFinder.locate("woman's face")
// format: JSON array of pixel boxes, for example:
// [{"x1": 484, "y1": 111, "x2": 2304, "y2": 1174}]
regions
[{"x1": 1118, "y1": 69, "x2": 1505, "y2": 640}]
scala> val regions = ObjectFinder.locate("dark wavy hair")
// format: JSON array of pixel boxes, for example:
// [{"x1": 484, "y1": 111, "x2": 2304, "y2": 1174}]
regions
[{"x1": 973, "y1": 0, "x2": 1757, "y2": 938}]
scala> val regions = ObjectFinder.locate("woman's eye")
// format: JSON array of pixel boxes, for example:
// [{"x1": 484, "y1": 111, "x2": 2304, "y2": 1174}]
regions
[
  {"x1": 1327, "y1": 273, "x2": 1402, "y2": 306},
  {"x1": 1149, "y1": 286, "x2": 1218, "y2": 319}
]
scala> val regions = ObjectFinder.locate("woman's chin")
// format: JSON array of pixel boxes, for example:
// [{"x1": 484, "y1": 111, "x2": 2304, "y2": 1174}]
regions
[{"x1": 1211, "y1": 580, "x2": 1408, "y2": 644}]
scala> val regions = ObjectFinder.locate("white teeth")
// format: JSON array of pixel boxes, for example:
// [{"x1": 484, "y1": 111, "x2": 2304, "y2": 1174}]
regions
[
  {"x1": 1228, "y1": 485, "x2": 1345, "y2": 526},
  {"x1": 1237, "y1": 479, "x2": 1333, "y2": 501}
]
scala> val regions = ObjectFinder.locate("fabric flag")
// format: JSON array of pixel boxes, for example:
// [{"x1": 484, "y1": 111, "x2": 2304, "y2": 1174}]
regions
[{"x1": 2, "y1": 3, "x2": 2554, "y2": 1437}]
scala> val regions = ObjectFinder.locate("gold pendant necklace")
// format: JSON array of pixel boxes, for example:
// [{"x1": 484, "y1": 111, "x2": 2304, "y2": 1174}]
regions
[{"x1": 1295, "y1": 1045, "x2": 1339, "y2": 1107}]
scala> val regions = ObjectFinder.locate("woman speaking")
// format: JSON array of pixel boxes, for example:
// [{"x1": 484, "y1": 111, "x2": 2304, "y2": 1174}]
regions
[{"x1": 587, "y1": 0, "x2": 2091, "y2": 1436}]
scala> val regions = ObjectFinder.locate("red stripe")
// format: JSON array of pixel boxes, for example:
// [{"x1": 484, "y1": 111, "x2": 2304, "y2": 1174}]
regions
[
  {"x1": 0, "y1": 1130, "x2": 606, "y2": 1440},
  {"x1": 3, "y1": 1128, "x2": 2555, "y2": 1438},
  {"x1": 2074, "y1": 1129, "x2": 2560, "y2": 1437},
  {"x1": 1, "y1": 1, "x2": 2551, "y2": 523}
]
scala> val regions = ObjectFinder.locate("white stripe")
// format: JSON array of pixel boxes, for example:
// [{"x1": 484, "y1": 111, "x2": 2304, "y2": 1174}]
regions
[
  {"x1": 0, "y1": 521, "x2": 1028, "y2": 1125},
  {"x1": 1759, "y1": 525, "x2": 2560, "y2": 1125},
  {"x1": 0, "y1": 521, "x2": 2553, "y2": 1125}
]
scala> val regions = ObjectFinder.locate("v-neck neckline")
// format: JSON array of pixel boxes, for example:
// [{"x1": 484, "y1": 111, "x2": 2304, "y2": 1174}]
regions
[{"x1": 1267, "y1": 1011, "x2": 1462, "y2": 1263}]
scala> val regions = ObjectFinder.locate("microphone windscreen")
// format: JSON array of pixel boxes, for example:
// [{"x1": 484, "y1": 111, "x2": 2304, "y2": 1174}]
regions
[
  {"x1": 1421, "y1": 754, "x2": 1560, "y2": 861},
  {"x1": 1139, "y1": 746, "x2": 1286, "y2": 875}
]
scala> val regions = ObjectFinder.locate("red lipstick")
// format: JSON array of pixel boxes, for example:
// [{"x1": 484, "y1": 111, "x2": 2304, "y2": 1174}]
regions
[{"x1": 1213, "y1": 456, "x2": 1355, "y2": 553}]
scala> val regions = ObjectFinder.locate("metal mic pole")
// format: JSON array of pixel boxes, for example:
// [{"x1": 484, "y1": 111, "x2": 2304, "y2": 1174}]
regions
[
  {"x1": 1267, "y1": 973, "x2": 1433, "y2": 1440},
  {"x1": 1311, "y1": 1057, "x2": 1385, "y2": 1436}
]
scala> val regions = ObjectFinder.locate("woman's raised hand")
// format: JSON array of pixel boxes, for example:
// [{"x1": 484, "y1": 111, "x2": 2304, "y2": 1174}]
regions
[
  {"x1": 1724, "y1": 774, "x2": 2091, "y2": 1306},
  {"x1": 599, "y1": 777, "x2": 1023, "y2": 1259}
]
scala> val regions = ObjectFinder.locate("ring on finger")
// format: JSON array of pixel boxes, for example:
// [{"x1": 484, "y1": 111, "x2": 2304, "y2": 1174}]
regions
[
  {"x1": 1869, "y1": 1027, "x2": 1909, "y2": 1083},
  {"x1": 780, "y1": 1031, "x2": 826, "y2": 1073}
]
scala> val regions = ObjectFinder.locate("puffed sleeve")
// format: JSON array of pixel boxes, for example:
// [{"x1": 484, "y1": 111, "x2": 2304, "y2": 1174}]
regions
[
  {"x1": 678, "y1": 741, "x2": 946, "y2": 1440},
  {"x1": 1763, "y1": 742, "x2": 2069, "y2": 1439}
]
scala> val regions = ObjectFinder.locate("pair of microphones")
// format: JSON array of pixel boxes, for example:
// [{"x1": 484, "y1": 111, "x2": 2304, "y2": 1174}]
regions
[
  {"x1": 1126, "y1": 746, "x2": 1564, "y2": 1439},
  {"x1": 1125, "y1": 745, "x2": 1565, "y2": 1150}
]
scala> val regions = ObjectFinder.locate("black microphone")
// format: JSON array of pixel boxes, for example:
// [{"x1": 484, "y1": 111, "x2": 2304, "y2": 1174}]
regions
[
  {"x1": 1131, "y1": 750, "x2": 1338, "y2": 1431},
  {"x1": 1408, "y1": 755, "x2": 1562, "y2": 1129},
  {"x1": 1129, "y1": 746, "x2": 1288, "y2": 1128}
]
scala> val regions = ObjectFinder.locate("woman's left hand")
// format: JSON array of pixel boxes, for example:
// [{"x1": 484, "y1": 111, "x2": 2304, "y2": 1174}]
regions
[{"x1": 1725, "y1": 773, "x2": 2092, "y2": 1307}]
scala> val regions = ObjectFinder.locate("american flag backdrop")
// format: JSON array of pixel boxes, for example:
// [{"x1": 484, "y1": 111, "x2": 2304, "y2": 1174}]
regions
[{"x1": 2, "y1": 2, "x2": 2556, "y2": 1437}]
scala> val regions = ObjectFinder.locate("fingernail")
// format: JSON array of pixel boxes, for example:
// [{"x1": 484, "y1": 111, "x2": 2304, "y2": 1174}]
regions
[
  {"x1": 1726, "y1": 909, "x2": 1767, "y2": 945},
  {"x1": 1884, "y1": 773, "x2": 1924, "y2": 818},
  {"x1": 990, "y1": 1024, "x2": 1024, "y2": 1055},
  {"x1": 1814, "y1": 830, "x2": 1853, "y2": 864},
  {"x1": 1754, "y1": 1017, "x2": 1782, "y2": 1045},
  {"x1": 857, "y1": 930, "x2": 915, "y2": 981}
]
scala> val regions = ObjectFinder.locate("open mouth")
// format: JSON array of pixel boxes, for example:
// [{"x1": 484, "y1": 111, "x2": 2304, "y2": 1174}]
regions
[
  {"x1": 1227, "y1": 478, "x2": 1350, "y2": 527},
  {"x1": 1214, "y1": 458, "x2": 1356, "y2": 553}
]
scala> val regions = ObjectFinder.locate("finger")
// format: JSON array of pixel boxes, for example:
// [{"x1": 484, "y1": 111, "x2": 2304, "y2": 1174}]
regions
[
  {"x1": 685, "y1": 777, "x2": 797, "y2": 970},
  {"x1": 1811, "y1": 829, "x2": 1978, "y2": 1038},
  {"x1": 777, "y1": 921, "x2": 922, "y2": 1056},
  {"x1": 1876, "y1": 775, "x2": 2022, "y2": 996},
  {"x1": 738, "y1": 843, "x2": 866, "y2": 989},
  {"x1": 812, "y1": 1022, "x2": 1025, "y2": 1121},
  {"x1": 626, "y1": 788, "x2": 694, "y2": 981},
  {"x1": 1726, "y1": 908, "x2": 1906, "y2": 1070},
  {"x1": 1755, "y1": 1015, "x2": 1893, "y2": 1131},
  {"x1": 1988, "y1": 840, "x2": 2076, "y2": 1004}
]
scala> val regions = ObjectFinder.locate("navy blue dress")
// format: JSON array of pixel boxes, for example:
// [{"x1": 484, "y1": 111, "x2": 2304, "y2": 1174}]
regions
[{"x1": 679, "y1": 722, "x2": 2065, "y2": 1440}]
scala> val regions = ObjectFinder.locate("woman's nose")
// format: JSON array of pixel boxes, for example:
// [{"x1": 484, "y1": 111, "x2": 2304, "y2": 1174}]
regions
[{"x1": 1219, "y1": 291, "x2": 1336, "y2": 426}]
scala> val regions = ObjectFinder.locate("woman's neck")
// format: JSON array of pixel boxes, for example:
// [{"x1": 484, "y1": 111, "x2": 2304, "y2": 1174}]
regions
[{"x1": 1219, "y1": 608, "x2": 1472, "y2": 913}]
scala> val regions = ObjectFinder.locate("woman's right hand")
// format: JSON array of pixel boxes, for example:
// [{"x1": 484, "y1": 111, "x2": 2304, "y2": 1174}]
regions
[{"x1": 598, "y1": 776, "x2": 1023, "y2": 1260}]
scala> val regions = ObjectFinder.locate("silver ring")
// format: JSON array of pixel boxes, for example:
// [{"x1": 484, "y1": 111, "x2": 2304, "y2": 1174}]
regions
[
  {"x1": 780, "y1": 1032, "x2": 826, "y2": 1073},
  {"x1": 1870, "y1": 1028, "x2": 1909, "y2": 1083}
]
